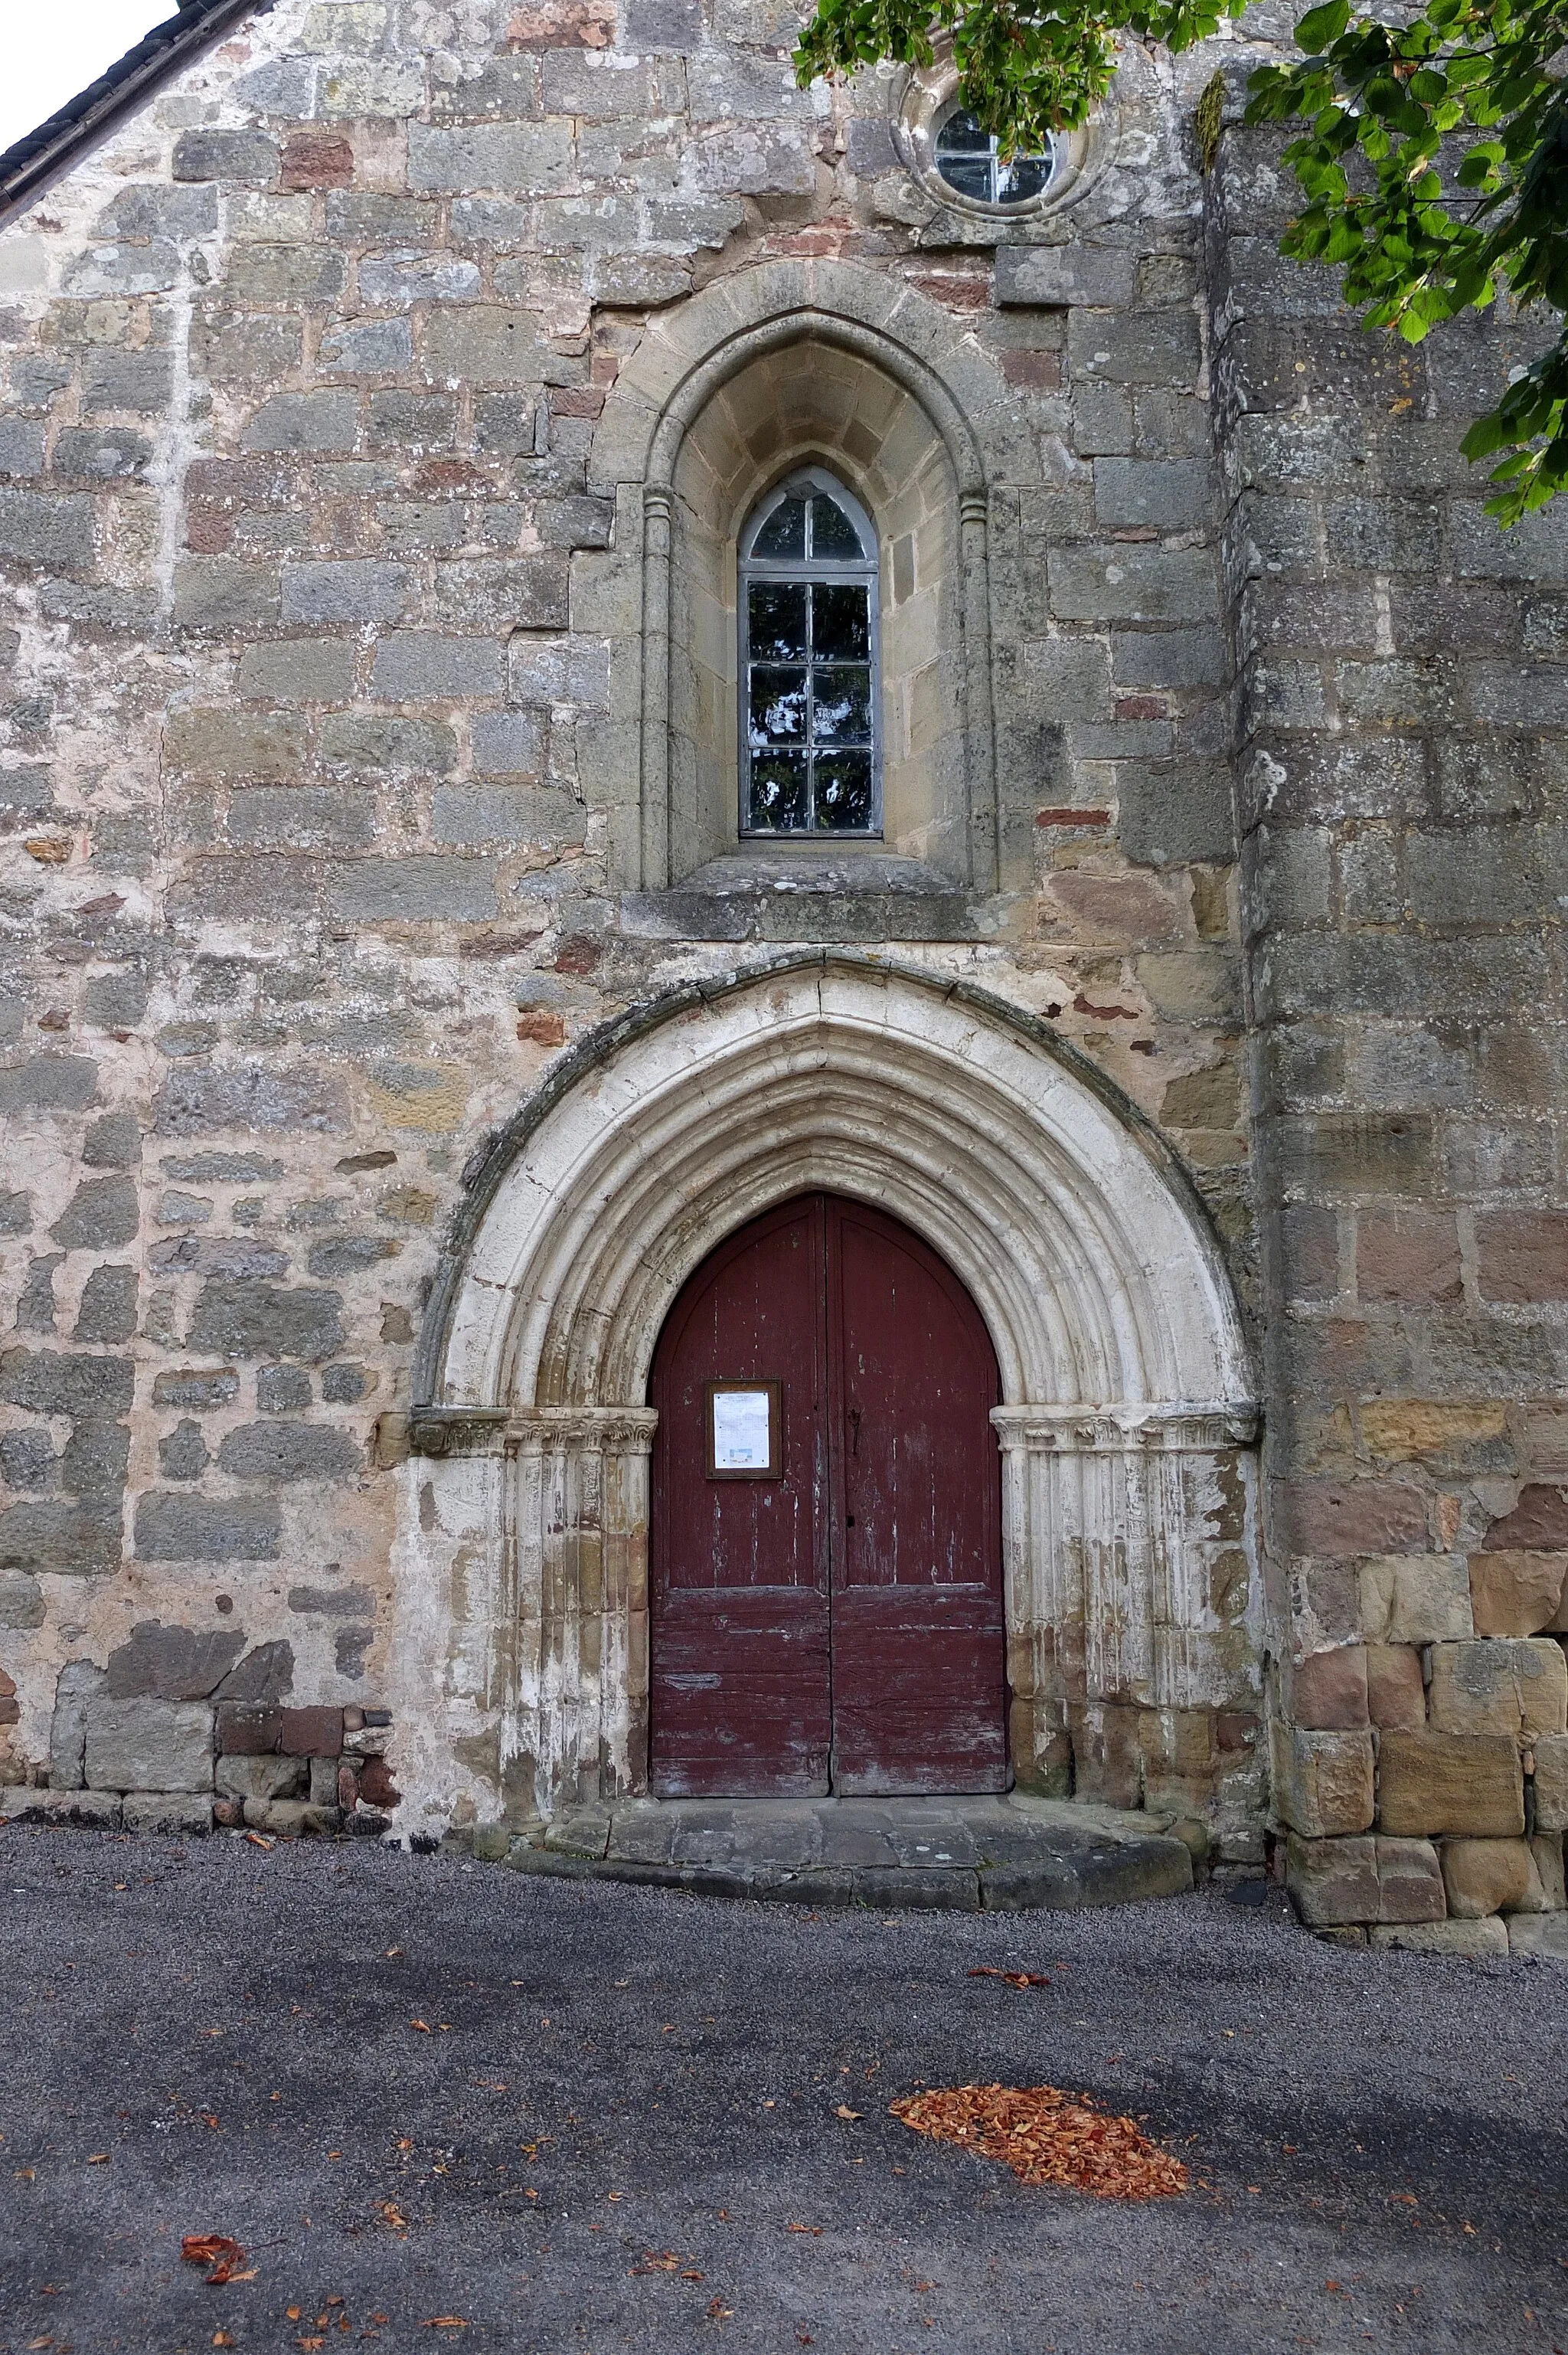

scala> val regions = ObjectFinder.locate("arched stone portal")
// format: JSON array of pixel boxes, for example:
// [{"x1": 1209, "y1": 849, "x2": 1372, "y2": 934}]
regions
[{"x1": 390, "y1": 959, "x2": 1261, "y2": 1846}]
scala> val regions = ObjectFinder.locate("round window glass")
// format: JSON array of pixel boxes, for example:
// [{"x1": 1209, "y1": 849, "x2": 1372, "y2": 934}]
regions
[{"x1": 933, "y1": 107, "x2": 1055, "y2": 207}]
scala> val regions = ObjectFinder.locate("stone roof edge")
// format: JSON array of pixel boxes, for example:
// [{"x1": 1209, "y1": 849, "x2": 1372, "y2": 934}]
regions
[{"x1": 0, "y1": 0, "x2": 269, "y2": 229}]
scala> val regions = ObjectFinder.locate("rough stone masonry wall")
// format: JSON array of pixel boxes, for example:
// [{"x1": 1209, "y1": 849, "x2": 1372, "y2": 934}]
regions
[
  {"x1": 1210, "y1": 107, "x2": 1568, "y2": 1954},
  {"x1": 0, "y1": 0, "x2": 1457, "y2": 1858}
]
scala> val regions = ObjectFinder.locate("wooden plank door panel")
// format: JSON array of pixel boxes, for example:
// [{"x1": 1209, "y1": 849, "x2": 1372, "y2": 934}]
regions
[
  {"x1": 649, "y1": 1192, "x2": 1007, "y2": 1799},
  {"x1": 649, "y1": 1198, "x2": 831, "y2": 1797},
  {"x1": 828, "y1": 1201, "x2": 1008, "y2": 1795}
]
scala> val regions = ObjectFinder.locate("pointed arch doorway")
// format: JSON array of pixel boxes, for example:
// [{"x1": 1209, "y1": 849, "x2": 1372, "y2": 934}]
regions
[{"x1": 648, "y1": 1191, "x2": 1008, "y2": 1798}]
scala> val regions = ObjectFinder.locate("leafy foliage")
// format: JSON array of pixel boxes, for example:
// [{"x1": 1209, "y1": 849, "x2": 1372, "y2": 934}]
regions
[{"x1": 793, "y1": 0, "x2": 1568, "y2": 521}]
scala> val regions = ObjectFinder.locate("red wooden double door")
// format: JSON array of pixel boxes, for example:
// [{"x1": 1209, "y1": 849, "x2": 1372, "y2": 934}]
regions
[{"x1": 649, "y1": 1192, "x2": 1008, "y2": 1797}]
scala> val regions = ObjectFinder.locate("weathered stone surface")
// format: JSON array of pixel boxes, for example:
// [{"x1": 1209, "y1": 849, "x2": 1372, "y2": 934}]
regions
[
  {"x1": 1467, "y1": 1551, "x2": 1568, "y2": 1636},
  {"x1": 0, "y1": 1572, "x2": 45, "y2": 1631},
  {"x1": 1290, "y1": 1647, "x2": 1368, "y2": 1730},
  {"x1": 1364, "y1": 1644, "x2": 1426, "y2": 1732},
  {"x1": 1271, "y1": 1725, "x2": 1374, "y2": 1837},
  {"x1": 1378, "y1": 1732, "x2": 1525, "y2": 1837},
  {"x1": 1506, "y1": 1913, "x2": 1568, "y2": 1958},
  {"x1": 1285, "y1": 1831, "x2": 1377, "y2": 1927},
  {"x1": 48, "y1": 1660, "x2": 103, "y2": 1788},
  {"x1": 49, "y1": 1176, "x2": 139, "y2": 1251},
  {"x1": 1530, "y1": 1831, "x2": 1566, "y2": 1909},
  {"x1": 121, "y1": 1792, "x2": 214, "y2": 1835},
  {"x1": 0, "y1": 1349, "x2": 133, "y2": 1416},
  {"x1": 133, "y1": 1493, "x2": 282, "y2": 1562},
  {"x1": 84, "y1": 1698, "x2": 213, "y2": 1793},
  {"x1": 104, "y1": 1621, "x2": 244, "y2": 1700},
  {"x1": 214, "y1": 1754, "x2": 307, "y2": 1802},
  {"x1": 187, "y1": 1283, "x2": 345, "y2": 1362},
  {"x1": 1358, "y1": 1555, "x2": 1474, "y2": 1646},
  {"x1": 1369, "y1": 1919, "x2": 1510, "y2": 1957},
  {"x1": 1426, "y1": 1638, "x2": 1568, "y2": 1740},
  {"x1": 215, "y1": 1422, "x2": 361, "y2": 1481},
  {"x1": 1375, "y1": 1837, "x2": 1448, "y2": 1924},
  {"x1": 1534, "y1": 1733, "x2": 1568, "y2": 1832},
  {"x1": 1439, "y1": 1837, "x2": 1547, "y2": 1918}
]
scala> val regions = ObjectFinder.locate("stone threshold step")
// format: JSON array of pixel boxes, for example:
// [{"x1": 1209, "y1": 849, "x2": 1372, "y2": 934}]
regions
[{"x1": 488, "y1": 1794, "x2": 1200, "y2": 1912}]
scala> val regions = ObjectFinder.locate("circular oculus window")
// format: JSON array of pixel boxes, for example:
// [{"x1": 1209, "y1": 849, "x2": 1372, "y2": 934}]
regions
[{"x1": 896, "y1": 65, "x2": 1109, "y2": 221}]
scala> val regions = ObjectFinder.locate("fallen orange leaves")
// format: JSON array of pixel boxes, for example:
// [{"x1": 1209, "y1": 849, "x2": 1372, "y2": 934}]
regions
[
  {"x1": 890, "y1": 2084, "x2": 1188, "y2": 2201},
  {"x1": 181, "y1": 2233, "x2": 252, "y2": 2284},
  {"x1": 967, "y1": 1967, "x2": 1054, "y2": 1990}
]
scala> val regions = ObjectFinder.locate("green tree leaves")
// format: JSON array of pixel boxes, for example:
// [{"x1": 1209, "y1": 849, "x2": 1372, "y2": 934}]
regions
[{"x1": 792, "y1": 0, "x2": 1568, "y2": 520}]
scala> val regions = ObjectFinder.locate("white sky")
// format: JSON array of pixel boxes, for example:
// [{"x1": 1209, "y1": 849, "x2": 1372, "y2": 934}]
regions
[{"x1": 2, "y1": 2, "x2": 172, "y2": 159}]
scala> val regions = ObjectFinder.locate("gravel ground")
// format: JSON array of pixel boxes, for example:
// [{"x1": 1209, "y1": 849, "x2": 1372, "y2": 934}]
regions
[{"x1": 0, "y1": 1828, "x2": 1563, "y2": 2355}]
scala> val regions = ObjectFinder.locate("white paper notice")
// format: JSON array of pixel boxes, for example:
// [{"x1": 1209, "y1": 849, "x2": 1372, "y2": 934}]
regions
[{"x1": 712, "y1": 1388, "x2": 772, "y2": 1470}]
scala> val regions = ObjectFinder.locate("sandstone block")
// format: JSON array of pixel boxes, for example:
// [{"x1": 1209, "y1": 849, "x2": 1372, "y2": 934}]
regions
[
  {"x1": 1468, "y1": 1551, "x2": 1568, "y2": 1635},
  {"x1": 133, "y1": 1493, "x2": 282, "y2": 1563},
  {"x1": 246, "y1": 1797, "x2": 342, "y2": 1835},
  {"x1": 282, "y1": 559, "x2": 410, "y2": 626},
  {"x1": 85, "y1": 1698, "x2": 212, "y2": 1793},
  {"x1": 48, "y1": 1659, "x2": 103, "y2": 1788},
  {"x1": 1508, "y1": 1914, "x2": 1568, "y2": 1958},
  {"x1": 1369, "y1": 1919, "x2": 1509, "y2": 1957},
  {"x1": 216, "y1": 1421, "x2": 361, "y2": 1481},
  {"x1": 240, "y1": 392, "x2": 358, "y2": 455},
  {"x1": 1534, "y1": 1732, "x2": 1568, "y2": 1831},
  {"x1": 1531, "y1": 1832, "x2": 1566, "y2": 1909},
  {"x1": 1439, "y1": 1836, "x2": 1546, "y2": 1918},
  {"x1": 996, "y1": 244, "x2": 1135, "y2": 308},
  {"x1": 1359, "y1": 1554, "x2": 1473, "y2": 1644},
  {"x1": 50, "y1": 1175, "x2": 138, "y2": 1250},
  {"x1": 1365, "y1": 1644, "x2": 1426, "y2": 1731},
  {"x1": 370, "y1": 633, "x2": 503, "y2": 700},
  {"x1": 1378, "y1": 1731, "x2": 1524, "y2": 1836},
  {"x1": 1285, "y1": 1474, "x2": 1432, "y2": 1558},
  {"x1": 1485, "y1": 1485, "x2": 1568, "y2": 1549},
  {"x1": 1289, "y1": 1646, "x2": 1369, "y2": 1729},
  {"x1": 1476, "y1": 1209, "x2": 1568, "y2": 1302},
  {"x1": 187, "y1": 1281, "x2": 345, "y2": 1362},
  {"x1": 320, "y1": 319, "x2": 413, "y2": 375},
  {"x1": 1355, "y1": 1209, "x2": 1462, "y2": 1303},
  {"x1": 215, "y1": 1754, "x2": 307, "y2": 1802},
  {"x1": 173, "y1": 128, "x2": 279, "y2": 185},
  {"x1": 1286, "y1": 1833, "x2": 1376, "y2": 1925},
  {"x1": 122, "y1": 1792, "x2": 214, "y2": 1836},
  {"x1": 409, "y1": 123, "x2": 574, "y2": 195},
  {"x1": 1, "y1": 1787, "x2": 121, "y2": 1829},
  {"x1": 327, "y1": 855, "x2": 498, "y2": 923},
  {"x1": 1374, "y1": 1837, "x2": 1447, "y2": 1924},
  {"x1": 0, "y1": 1572, "x2": 45, "y2": 1630},
  {"x1": 1272, "y1": 1725, "x2": 1374, "y2": 1837},
  {"x1": 1427, "y1": 1637, "x2": 1567, "y2": 1739},
  {"x1": 1361, "y1": 1400, "x2": 1506, "y2": 1460}
]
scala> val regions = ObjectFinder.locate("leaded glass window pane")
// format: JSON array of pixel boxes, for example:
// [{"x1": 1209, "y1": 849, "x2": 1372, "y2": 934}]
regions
[
  {"x1": 739, "y1": 467, "x2": 880, "y2": 839},
  {"x1": 934, "y1": 107, "x2": 1054, "y2": 208}
]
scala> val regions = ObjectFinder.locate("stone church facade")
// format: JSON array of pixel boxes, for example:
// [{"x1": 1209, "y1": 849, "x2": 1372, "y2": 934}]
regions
[{"x1": 0, "y1": 0, "x2": 1564, "y2": 1945}]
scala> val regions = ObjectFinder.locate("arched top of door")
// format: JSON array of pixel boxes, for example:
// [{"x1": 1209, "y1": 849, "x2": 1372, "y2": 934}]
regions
[{"x1": 416, "y1": 954, "x2": 1256, "y2": 1428}]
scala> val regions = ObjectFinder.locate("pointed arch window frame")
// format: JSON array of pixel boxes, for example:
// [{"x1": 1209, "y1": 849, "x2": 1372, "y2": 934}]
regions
[{"x1": 737, "y1": 466, "x2": 883, "y2": 841}]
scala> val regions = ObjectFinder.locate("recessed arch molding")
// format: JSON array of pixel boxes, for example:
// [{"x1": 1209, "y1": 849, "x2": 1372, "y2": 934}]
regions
[
  {"x1": 585, "y1": 260, "x2": 1031, "y2": 897},
  {"x1": 389, "y1": 958, "x2": 1262, "y2": 1843}
]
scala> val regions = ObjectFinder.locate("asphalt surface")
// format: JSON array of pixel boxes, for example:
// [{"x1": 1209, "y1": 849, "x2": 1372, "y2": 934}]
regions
[{"x1": 0, "y1": 1830, "x2": 1563, "y2": 2355}]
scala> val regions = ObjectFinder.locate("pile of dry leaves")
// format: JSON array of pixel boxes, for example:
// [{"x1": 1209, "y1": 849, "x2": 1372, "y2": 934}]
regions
[{"x1": 890, "y1": 2083, "x2": 1189, "y2": 2201}]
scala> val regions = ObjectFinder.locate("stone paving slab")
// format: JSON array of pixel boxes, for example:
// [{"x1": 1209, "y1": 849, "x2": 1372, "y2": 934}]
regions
[{"x1": 519, "y1": 1794, "x2": 1194, "y2": 1909}]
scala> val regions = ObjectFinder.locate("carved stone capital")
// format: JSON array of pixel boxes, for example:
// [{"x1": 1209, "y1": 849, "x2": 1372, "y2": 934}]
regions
[
  {"x1": 991, "y1": 1401, "x2": 1260, "y2": 1454},
  {"x1": 407, "y1": 1407, "x2": 511, "y2": 1459},
  {"x1": 507, "y1": 1406, "x2": 661, "y2": 1454}
]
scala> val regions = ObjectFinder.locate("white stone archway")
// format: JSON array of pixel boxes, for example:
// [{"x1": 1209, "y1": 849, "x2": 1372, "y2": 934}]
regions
[{"x1": 388, "y1": 960, "x2": 1259, "y2": 1838}]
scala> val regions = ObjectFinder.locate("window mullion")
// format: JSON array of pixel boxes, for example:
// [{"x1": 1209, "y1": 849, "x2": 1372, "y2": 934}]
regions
[{"x1": 804, "y1": 573, "x2": 816, "y2": 832}]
